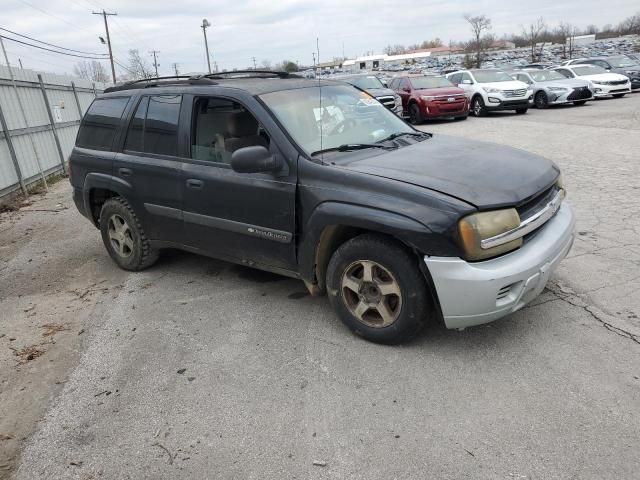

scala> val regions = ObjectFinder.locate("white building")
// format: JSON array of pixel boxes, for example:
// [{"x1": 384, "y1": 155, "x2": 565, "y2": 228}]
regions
[{"x1": 569, "y1": 34, "x2": 596, "y2": 46}]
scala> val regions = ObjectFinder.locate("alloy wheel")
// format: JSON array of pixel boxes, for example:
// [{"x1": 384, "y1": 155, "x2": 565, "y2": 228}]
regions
[
  {"x1": 107, "y1": 214, "x2": 134, "y2": 258},
  {"x1": 340, "y1": 260, "x2": 402, "y2": 328}
]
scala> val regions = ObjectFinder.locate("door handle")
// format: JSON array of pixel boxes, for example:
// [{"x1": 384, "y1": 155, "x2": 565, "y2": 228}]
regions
[
  {"x1": 118, "y1": 167, "x2": 132, "y2": 177},
  {"x1": 186, "y1": 179, "x2": 204, "y2": 190}
]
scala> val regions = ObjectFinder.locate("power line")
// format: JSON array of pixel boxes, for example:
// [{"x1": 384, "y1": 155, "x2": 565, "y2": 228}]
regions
[
  {"x1": 17, "y1": 0, "x2": 94, "y2": 35},
  {"x1": 0, "y1": 35, "x2": 111, "y2": 60},
  {"x1": 0, "y1": 27, "x2": 108, "y2": 57}
]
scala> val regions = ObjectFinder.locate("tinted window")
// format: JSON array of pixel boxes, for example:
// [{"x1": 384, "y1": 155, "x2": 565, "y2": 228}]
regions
[
  {"x1": 145, "y1": 95, "x2": 181, "y2": 156},
  {"x1": 76, "y1": 97, "x2": 129, "y2": 151},
  {"x1": 124, "y1": 97, "x2": 148, "y2": 152},
  {"x1": 123, "y1": 95, "x2": 182, "y2": 156}
]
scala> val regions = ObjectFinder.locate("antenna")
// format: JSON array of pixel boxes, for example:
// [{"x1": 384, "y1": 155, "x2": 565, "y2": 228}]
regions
[{"x1": 317, "y1": 37, "x2": 323, "y2": 165}]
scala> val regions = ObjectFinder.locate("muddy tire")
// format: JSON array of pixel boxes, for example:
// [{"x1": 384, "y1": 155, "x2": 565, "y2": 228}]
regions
[
  {"x1": 326, "y1": 234, "x2": 430, "y2": 344},
  {"x1": 99, "y1": 197, "x2": 159, "y2": 271}
]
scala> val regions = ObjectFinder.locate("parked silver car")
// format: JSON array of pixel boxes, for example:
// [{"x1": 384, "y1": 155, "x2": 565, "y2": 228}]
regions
[{"x1": 510, "y1": 69, "x2": 593, "y2": 108}]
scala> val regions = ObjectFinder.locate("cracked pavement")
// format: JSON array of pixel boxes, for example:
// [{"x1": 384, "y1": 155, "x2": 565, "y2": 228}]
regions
[{"x1": 3, "y1": 94, "x2": 640, "y2": 479}]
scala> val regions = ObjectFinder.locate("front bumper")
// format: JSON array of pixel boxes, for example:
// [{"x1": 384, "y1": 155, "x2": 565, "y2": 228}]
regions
[
  {"x1": 485, "y1": 97, "x2": 531, "y2": 111},
  {"x1": 592, "y1": 83, "x2": 631, "y2": 96},
  {"x1": 425, "y1": 202, "x2": 575, "y2": 330},
  {"x1": 422, "y1": 99, "x2": 469, "y2": 118}
]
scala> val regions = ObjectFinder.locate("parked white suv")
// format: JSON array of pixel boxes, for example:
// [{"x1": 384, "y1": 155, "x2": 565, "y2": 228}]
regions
[{"x1": 446, "y1": 69, "x2": 533, "y2": 116}]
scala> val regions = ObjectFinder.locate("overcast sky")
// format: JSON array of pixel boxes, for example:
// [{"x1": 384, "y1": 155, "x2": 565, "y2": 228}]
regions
[{"x1": 2, "y1": 0, "x2": 638, "y2": 77}]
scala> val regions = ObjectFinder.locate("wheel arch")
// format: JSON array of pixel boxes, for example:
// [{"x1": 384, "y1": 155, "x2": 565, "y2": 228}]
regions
[{"x1": 83, "y1": 173, "x2": 133, "y2": 227}]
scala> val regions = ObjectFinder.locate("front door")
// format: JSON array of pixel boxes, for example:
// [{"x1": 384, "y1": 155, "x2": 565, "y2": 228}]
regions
[{"x1": 181, "y1": 94, "x2": 297, "y2": 271}]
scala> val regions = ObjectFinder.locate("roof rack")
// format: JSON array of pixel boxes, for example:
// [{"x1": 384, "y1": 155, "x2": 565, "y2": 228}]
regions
[
  {"x1": 202, "y1": 70, "x2": 301, "y2": 79},
  {"x1": 104, "y1": 75, "x2": 218, "y2": 93}
]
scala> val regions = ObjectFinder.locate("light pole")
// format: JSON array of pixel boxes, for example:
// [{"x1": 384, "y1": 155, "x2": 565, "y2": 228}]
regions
[{"x1": 201, "y1": 18, "x2": 212, "y2": 74}]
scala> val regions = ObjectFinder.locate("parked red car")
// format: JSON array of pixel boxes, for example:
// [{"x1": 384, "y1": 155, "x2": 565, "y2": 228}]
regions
[{"x1": 389, "y1": 75, "x2": 469, "y2": 124}]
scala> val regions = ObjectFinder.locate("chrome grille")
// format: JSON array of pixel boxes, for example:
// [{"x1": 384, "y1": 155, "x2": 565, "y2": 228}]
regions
[{"x1": 502, "y1": 88, "x2": 527, "y2": 97}]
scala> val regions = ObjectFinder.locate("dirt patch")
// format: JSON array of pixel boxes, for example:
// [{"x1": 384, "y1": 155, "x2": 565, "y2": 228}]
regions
[{"x1": 0, "y1": 181, "x2": 129, "y2": 479}]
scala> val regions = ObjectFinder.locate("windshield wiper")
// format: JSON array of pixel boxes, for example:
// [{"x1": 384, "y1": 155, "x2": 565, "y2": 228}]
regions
[
  {"x1": 377, "y1": 131, "x2": 432, "y2": 143},
  {"x1": 311, "y1": 143, "x2": 397, "y2": 156}
]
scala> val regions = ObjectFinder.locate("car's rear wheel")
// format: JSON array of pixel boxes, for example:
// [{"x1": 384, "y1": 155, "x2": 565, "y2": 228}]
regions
[
  {"x1": 573, "y1": 100, "x2": 587, "y2": 106},
  {"x1": 326, "y1": 234, "x2": 430, "y2": 344},
  {"x1": 534, "y1": 91, "x2": 548, "y2": 108},
  {"x1": 471, "y1": 96, "x2": 487, "y2": 117},
  {"x1": 409, "y1": 103, "x2": 423, "y2": 124},
  {"x1": 612, "y1": 93, "x2": 625, "y2": 98},
  {"x1": 515, "y1": 108, "x2": 528, "y2": 114},
  {"x1": 100, "y1": 197, "x2": 159, "y2": 271}
]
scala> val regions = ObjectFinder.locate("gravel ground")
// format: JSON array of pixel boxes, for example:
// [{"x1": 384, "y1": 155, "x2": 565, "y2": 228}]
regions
[{"x1": 2, "y1": 94, "x2": 639, "y2": 480}]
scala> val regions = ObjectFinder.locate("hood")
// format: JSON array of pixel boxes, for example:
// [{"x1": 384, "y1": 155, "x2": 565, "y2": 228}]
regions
[
  {"x1": 414, "y1": 87, "x2": 465, "y2": 96},
  {"x1": 578, "y1": 72, "x2": 629, "y2": 81},
  {"x1": 339, "y1": 134, "x2": 559, "y2": 209},
  {"x1": 480, "y1": 80, "x2": 529, "y2": 90},
  {"x1": 365, "y1": 87, "x2": 396, "y2": 98},
  {"x1": 538, "y1": 78, "x2": 591, "y2": 88}
]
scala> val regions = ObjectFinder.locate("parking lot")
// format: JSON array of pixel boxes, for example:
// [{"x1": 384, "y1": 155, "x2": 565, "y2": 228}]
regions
[{"x1": 1, "y1": 94, "x2": 639, "y2": 479}]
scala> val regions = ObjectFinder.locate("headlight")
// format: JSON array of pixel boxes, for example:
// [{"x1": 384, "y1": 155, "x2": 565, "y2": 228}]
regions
[
  {"x1": 556, "y1": 173, "x2": 566, "y2": 199},
  {"x1": 482, "y1": 87, "x2": 501, "y2": 94},
  {"x1": 548, "y1": 86, "x2": 569, "y2": 91},
  {"x1": 458, "y1": 209, "x2": 522, "y2": 261},
  {"x1": 421, "y1": 95, "x2": 437, "y2": 101}
]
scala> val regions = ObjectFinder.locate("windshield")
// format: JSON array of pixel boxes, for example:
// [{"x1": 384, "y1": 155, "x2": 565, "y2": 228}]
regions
[
  {"x1": 607, "y1": 56, "x2": 639, "y2": 68},
  {"x1": 409, "y1": 76, "x2": 454, "y2": 89},
  {"x1": 530, "y1": 70, "x2": 567, "y2": 82},
  {"x1": 472, "y1": 70, "x2": 514, "y2": 83},
  {"x1": 344, "y1": 76, "x2": 385, "y2": 89},
  {"x1": 573, "y1": 65, "x2": 606, "y2": 75},
  {"x1": 260, "y1": 85, "x2": 414, "y2": 156}
]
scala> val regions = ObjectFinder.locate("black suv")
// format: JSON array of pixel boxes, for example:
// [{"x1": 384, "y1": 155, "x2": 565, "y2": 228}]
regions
[{"x1": 70, "y1": 72, "x2": 575, "y2": 344}]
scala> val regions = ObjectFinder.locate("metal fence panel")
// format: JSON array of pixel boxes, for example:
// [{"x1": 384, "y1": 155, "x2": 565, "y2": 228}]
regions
[{"x1": 0, "y1": 64, "x2": 106, "y2": 198}]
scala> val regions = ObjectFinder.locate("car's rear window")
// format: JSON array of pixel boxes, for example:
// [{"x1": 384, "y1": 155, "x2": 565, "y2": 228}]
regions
[{"x1": 76, "y1": 97, "x2": 130, "y2": 151}]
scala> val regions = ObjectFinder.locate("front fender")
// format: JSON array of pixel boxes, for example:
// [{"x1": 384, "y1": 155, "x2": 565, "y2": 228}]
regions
[{"x1": 297, "y1": 201, "x2": 459, "y2": 285}]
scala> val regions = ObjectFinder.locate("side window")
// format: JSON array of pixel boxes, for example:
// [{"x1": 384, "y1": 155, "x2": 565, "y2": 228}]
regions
[
  {"x1": 123, "y1": 95, "x2": 182, "y2": 157},
  {"x1": 460, "y1": 73, "x2": 472, "y2": 83},
  {"x1": 555, "y1": 69, "x2": 571, "y2": 78},
  {"x1": 398, "y1": 78, "x2": 409, "y2": 90},
  {"x1": 76, "y1": 96, "x2": 129, "y2": 151},
  {"x1": 518, "y1": 74, "x2": 530, "y2": 83},
  {"x1": 190, "y1": 97, "x2": 269, "y2": 165},
  {"x1": 596, "y1": 60, "x2": 609, "y2": 69}
]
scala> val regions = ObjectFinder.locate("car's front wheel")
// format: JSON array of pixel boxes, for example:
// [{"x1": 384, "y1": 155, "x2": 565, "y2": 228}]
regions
[
  {"x1": 534, "y1": 91, "x2": 548, "y2": 108},
  {"x1": 409, "y1": 103, "x2": 423, "y2": 124},
  {"x1": 471, "y1": 96, "x2": 487, "y2": 117},
  {"x1": 100, "y1": 197, "x2": 159, "y2": 271},
  {"x1": 326, "y1": 234, "x2": 430, "y2": 344}
]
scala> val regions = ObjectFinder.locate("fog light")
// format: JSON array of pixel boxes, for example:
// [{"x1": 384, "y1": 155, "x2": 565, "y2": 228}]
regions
[{"x1": 488, "y1": 97, "x2": 500, "y2": 103}]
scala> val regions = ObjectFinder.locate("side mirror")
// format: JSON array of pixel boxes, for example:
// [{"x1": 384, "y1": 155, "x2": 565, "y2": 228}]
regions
[
  {"x1": 231, "y1": 146, "x2": 280, "y2": 174},
  {"x1": 462, "y1": 79, "x2": 472, "y2": 85}
]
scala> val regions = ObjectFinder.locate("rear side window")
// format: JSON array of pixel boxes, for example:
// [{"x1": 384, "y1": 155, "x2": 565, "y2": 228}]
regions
[
  {"x1": 124, "y1": 95, "x2": 182, "y2": 157},
  {"x1": 76, "y1": 97, "x2": 129, "y2": 151}
]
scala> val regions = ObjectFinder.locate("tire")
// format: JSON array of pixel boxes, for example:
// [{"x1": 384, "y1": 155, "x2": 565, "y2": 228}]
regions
[
  {"x1": 534, "y1": 91, "x2": 548, "y2": 109},
  {"x1": 408, "y1": 103, "x2": 423, "y2": 125},
  {"x1": 99, "y1": 197, "x2": 159, "y2": 271},
  {"x1": 573, "y1": 100, "x2": 587, "y2": 106},
  {"x1": 612, "y1": 93, "x2": 625, "y2": 98},
  {"x1": 471, "y1": 96, "x2": 487, "y2": 117},
  {"x1": 326, "y1": 234, "x2": 431, "y2": 344},
  {"x1": 515, "y1": 108, "x2": 528, "y2": 114}
]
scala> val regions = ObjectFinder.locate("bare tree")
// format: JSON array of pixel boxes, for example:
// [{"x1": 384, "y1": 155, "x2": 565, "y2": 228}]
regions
[
  {"x1": 618, "y1": 12, "x2": 640, "y2": 35},
  {"x1": 126, "y1": 49, "x2": 154, "y2": 80},
  {"x1": 260, "y1": 59, "x2": 272, "y2": 70},
  {"x1": 73, "y1": 60, "x2": 110, "y2": 83},
  {"x1": 585, "y1": 24, "x2": 599, "y2": 35},
  {"x1": 522, "y1": 17, "x2": 546, "y2": 62},
  {"x1": 464, "y1": 14, "x2": 492, "y2": 68},
  {"x1": 556, "y1": 23, "x2": 578, "y2": 59}
]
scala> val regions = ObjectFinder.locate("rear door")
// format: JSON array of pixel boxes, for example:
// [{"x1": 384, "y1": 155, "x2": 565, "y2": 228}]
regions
[
  {"x1": 113, "y1": 94, "x2": 185, "y2": 245},
  {"x1": 181, "y1": 92, "x2": 297, "y2": 271}
]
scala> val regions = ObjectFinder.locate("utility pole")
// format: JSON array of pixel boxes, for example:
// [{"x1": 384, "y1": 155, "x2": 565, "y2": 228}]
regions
[
  {"x1": 201, "y1": 18, "x2": 212, "y2": 74},
  {"x1": 149, "y1": 50, "x2": 160, "y2": 77},
  {"x1": 18, "y1": 58, "x2": 23, "y2": 69},
  {"x1": 252, "y1": 56, "x2": 257, "y2": 69},
  {"x1": 312, "y1": 52, "x2": 316, "y2": 67},
  {"x1": 172, "y1": 63, "x2": 179, "y2": 76},
  {"x1": 93, "y1": 10, "x2": 117, "y2": 83}
]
